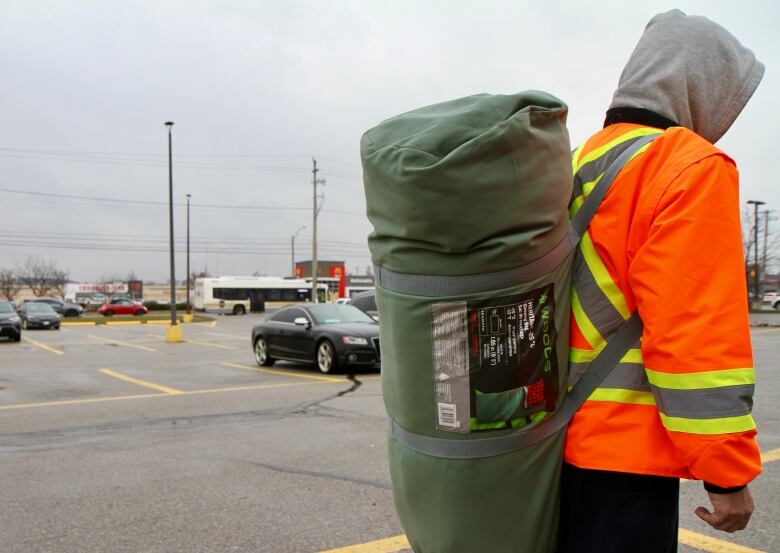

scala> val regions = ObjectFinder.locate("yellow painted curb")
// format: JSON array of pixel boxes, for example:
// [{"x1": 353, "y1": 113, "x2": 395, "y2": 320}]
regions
[
  {"x1": 105, "y1": 320, "x2": 144, "y2": 326},
  {"x1": 61, "y1": 321, "x2": 97, "y2": 326}
]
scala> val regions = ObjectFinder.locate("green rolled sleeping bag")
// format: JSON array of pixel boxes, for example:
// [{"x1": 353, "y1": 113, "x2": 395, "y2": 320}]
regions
[{"x1": 361, "y1": 92, "x2": 574, "y2": 553}]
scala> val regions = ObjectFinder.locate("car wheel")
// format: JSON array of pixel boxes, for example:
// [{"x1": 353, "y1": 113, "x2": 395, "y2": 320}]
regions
[
  {"x1": 65, "y1": 309, "x2": 78, "y2": 317},
  {"x1": 105, "y1": 310, "x2": 114, "y2": 317},
  {"x1": 134, "y1": 310, "x2": 145, "y2": 316},
  {"x1": 317, "y1": 340, "x2": 338, "y2": 374},
  {"x1": 254, "y1": 338, "x2": 275, "y2": 367},
  {"x1": 234, "y1": 305, "x2": 246, "y2": 315},
  {"x1": 774, "y1": 301, "x2": 780, "y2": 311},
  {"x1": 53, "y1": 325, "x2": 60, "y2": 330}
]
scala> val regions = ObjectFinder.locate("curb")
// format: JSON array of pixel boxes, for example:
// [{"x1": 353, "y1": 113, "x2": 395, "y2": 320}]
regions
[{"x1": 61, "y1": 318, "x2": 215, "y2": 327}]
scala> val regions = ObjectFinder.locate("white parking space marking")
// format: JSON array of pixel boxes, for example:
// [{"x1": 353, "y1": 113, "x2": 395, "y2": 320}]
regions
[{"x1": 204, "y1": 332, "x2": 247, "y2": 341}]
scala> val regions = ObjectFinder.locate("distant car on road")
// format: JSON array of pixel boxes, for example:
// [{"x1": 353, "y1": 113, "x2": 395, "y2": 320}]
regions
[
  {"x1": 763, "y1": 292, "x2": 780, "y2": 310},
  {"x1": 17, "y1": 301, "x2": 61, "y2": 330},
  {"x1": 251, "y1": 303, "x2": 380, "y2": 374},
  {"x1": 0, "y1": 300, "x2": 22, "y2": 341},
  {"x1": 24, "y1": 297, "x2": 83, "y2": 317},
  {"x1": 98, "y1": 299, "x2": 148, "y2": 317},
  {"x1": 349, "y1": 290, "x2": 378, "y2": 321}
]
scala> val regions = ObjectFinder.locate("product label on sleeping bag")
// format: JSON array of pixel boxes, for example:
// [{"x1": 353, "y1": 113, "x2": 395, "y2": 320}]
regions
[{"x1": 431, "y1": 284, "x2": 558, "y2": 433}]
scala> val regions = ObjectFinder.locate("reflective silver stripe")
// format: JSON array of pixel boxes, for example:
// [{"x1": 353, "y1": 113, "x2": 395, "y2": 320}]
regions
[
  {"x1": 572, "y1": 134, "x2": 660, "y2": 197},
  {"x1": 373, "y1": 231, "x2": 576, "y2": 297},
  {"x1": 570, "y1": 134, "x2": 659, "y2": 239},
  {"x1": 570, "y1": 361, "x2": 649, "y2": 392},
  {"x1": 572, "y1": 253, "x2": 625, "y2": 337},
  {"x1": 651, "y1": 384, "x2": 755, "y2": 419}
]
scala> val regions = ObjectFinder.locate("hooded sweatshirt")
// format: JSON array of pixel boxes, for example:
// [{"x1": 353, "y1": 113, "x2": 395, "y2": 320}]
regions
[
  {"x1": 609, "y1": 9, "x2": 764, "y2": 143},
  {"x1": 565, "y1": 11, "x2": 764, "y2": 488}
]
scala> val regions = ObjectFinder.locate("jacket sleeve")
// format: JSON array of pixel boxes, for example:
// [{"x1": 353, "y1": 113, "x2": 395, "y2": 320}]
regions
[{"x1": 627, "y1": 153, "x2": 762, "y2": 488}]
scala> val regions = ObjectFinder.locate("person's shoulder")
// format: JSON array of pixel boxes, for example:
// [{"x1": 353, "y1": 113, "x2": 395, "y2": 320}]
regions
[{"x1": 655, "y1": 127, "x2": 735, "y2": 167}]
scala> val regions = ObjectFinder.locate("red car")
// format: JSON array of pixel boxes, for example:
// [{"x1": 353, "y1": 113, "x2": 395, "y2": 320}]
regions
[{"x1": 98, "y1": 299, "x2": 148, "y2": 317}]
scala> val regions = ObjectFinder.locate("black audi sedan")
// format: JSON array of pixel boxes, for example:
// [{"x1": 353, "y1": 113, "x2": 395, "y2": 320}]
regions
[
  {"x1": 0, "y1": 300, "x2": 22, "y2": 342},
  {"x1": 17, "y1": 301, "x2": 61, "y2": 330},
  {"x1": 251, "y1": 303, "x2": 379, "y2": 373}
]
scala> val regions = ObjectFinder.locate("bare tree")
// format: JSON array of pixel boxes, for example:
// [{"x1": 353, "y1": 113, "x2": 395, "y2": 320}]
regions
[
  {"x1": 17, "y1": 256, "x2": 61, "y2": 297},
  {"x1": 50, "y1": 268, "x2": 70, "y2": 299},
  {"x1": 0, "y1": 268, "x2": 21, "y2": 301}
]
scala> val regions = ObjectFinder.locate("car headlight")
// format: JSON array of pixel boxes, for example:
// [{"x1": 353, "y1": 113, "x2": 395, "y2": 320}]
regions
[
  {"x1": 342, "y1": 336, "x2": 368, "y2": 345},
  {"x1": 9, "y1": 315, "x2": 19, "y2": 323}
]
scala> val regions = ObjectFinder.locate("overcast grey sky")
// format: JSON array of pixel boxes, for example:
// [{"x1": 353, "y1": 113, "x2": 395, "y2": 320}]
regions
[{"x1": 1, "y1": 0, "x2": 777, "y2": 282}]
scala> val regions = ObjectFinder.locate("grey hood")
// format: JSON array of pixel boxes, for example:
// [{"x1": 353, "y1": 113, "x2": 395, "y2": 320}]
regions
[{"x1": 609, "y1": 9, "x2": 764, "y2": 143}]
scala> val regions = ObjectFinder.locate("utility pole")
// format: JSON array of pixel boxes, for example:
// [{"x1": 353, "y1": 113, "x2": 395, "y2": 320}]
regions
[
  {"x1": 312, "y1": 158, "x2": 319, "y2": 303},
  {"x1": 748, "y1": 200, "x2": 765, "y2": 307},
  {"x1": 186, "y1": 193, "x2": 191, "y2": 314},
  {"x1": 164, "y1": 121, "x2": 181, "y2": 342}
]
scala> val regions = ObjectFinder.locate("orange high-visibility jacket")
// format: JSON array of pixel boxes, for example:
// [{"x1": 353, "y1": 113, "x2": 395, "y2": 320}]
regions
[{"x1": 566, "y1": 123, "x2": 761, "y2": 487}]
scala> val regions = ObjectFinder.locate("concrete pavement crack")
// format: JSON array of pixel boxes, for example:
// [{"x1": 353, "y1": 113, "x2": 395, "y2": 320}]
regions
[{"x1": 242, "y1": 458, "x2": 391, "y2": 491}]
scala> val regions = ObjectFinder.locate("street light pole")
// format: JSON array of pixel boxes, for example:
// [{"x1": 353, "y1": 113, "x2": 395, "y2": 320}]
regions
[
  {"x1": 164, "y1": 121, "x2": 181, "y2": 342},
  {"x1": 186, "y1": 193, "x2": 191, "y2": 314},
  {"x1": 311, "y1": 158, "x2": 319, "y2": 303},
  {"x1": 748, "y1": 200, "x2": 766, "y2": 306},
  {"x1": 291, "y1": 225, "x2": 306, "y2": 277}
]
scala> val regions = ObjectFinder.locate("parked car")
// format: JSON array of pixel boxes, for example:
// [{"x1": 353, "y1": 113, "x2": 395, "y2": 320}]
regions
[
  {"x1": 349, "y1": 290, "x2": 378, "y2": 321},
  {"x1": 251, "y1": 303, "x2": 380, "y2": 373},
  {"x1": 0, "y1": 300, "x2": 22, "y2": 341},
  {"x1": 763, "y1": 292, "x2": 780, "y2": 310},
  {"x1": 24, "y1": 297, "x2": 83, "y2": 317},
  {"x1": 17, "y1": 302, "x2": 61, "y2": 330},
  {"x1": 98, "y1": 299, "x2": 148, "y2": 317}
]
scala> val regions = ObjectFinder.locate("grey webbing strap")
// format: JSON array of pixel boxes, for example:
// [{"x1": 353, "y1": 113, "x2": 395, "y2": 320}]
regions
[
  {"x1": 390, "y1": 312, "x2": 644, "y2": 459},
  {"x1": 374, "y1": 231, "x2": 576, "y2": 297},
  {"x1": 570, "y1": 133, "x2": 659, "y2": 238}
]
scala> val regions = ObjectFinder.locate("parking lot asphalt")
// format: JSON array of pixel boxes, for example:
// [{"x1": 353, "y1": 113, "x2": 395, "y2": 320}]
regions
[{"x1": 0, "y1": 314, "x2": 778, "y2": 553}]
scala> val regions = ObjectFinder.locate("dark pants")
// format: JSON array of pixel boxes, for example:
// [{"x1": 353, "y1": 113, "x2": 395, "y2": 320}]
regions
[{"x1": 556, "y1": 463, "x2": 680, "y2": 553}]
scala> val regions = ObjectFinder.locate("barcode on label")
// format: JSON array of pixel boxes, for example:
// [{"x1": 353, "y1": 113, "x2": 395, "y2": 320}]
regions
[{"x1": 438, "y1": 402, "x2": 458, "y2": 428}]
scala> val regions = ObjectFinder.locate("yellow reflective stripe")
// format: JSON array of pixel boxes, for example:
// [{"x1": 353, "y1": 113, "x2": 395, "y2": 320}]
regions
[
  {"x1": 580, "y1": 231, "x2": 631, "y2": 320},
  {"x1": 645, "y1": 368, "x2": 755, "y2": 390},
  {"x1": 571, "y1": 289, "x2": 603, "y2": 349},
  {"x1": 573, "y1": 127, "x2": 660, "y2": 174},
  {"x1": 659, "y1": 413, "x2": 756, "y2": 434},
  {"x1": 569, "y1": 173, "x2": 605, "y2": 218},
  {"x1": 587, "y1": 388, "x2": 656, "y2": 405},
  {"x1": 570, "y1": 347, "x2": 642, "y2": 364}
]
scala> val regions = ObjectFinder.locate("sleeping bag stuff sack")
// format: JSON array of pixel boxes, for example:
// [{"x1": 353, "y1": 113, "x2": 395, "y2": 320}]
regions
[{"x1": 361, "y1": 92, "x2": 574, "y2": 553}]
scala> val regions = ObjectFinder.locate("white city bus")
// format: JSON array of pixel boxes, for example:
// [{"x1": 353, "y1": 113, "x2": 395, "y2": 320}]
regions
[{"x1": 194, "y1": 276, "x2": 327, "y2": 315}]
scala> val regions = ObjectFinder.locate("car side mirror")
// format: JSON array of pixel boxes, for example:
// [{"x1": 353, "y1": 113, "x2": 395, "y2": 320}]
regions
[{"x1": 294, "y1": 317, "x2": 310, "y2": 328}]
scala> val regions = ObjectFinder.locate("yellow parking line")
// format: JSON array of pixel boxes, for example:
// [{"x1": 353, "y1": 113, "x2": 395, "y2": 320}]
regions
[
  {"x1": 0, "y1": 380, "x2": 325, "y2": 411},
  {"x1": 319, "y1": 529, "x2": 766, "y2": 553},
  {"x1": 184, "y1": 338, "x2": 236, "y2": 350},
  {"x1": 22, "y1": 336, "x2": 64, "y2": 355},
  {"x1": 88, "y1": 335, "x2": 156, "y2": 352},
  {"x1": 319, "y1": 535, "x2": 410, "y2": 553},
  {"x1": 221, "y1": 362, "x2": 343, "y2": 383},
  {"x1": 105, "y1": 320, "x2": 144, "y2": 326},
  {"x1": 761, "y1": 447, "x2": 780, "y2": 463},
  {"x1": 99, "y1": 369, "x2": 183, "y2": 394},
  {"x1": 678, "y1": 529, "x2": 764, "y2": 552}
]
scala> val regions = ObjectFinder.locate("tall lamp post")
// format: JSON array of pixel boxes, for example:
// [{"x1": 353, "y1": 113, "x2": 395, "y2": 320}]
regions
[
  {"x1": 186, "y1": 193, "x2": 192, "y2": 314},
  {"x1": 748, "y1": 199, "x2": 766, "y2": 307},
  {"x1": 164, "y1": 121, "x2": 181, "y2": 342},
  {"x1": 291, "y1": 225, "x2": 306, "y2": 277}
]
